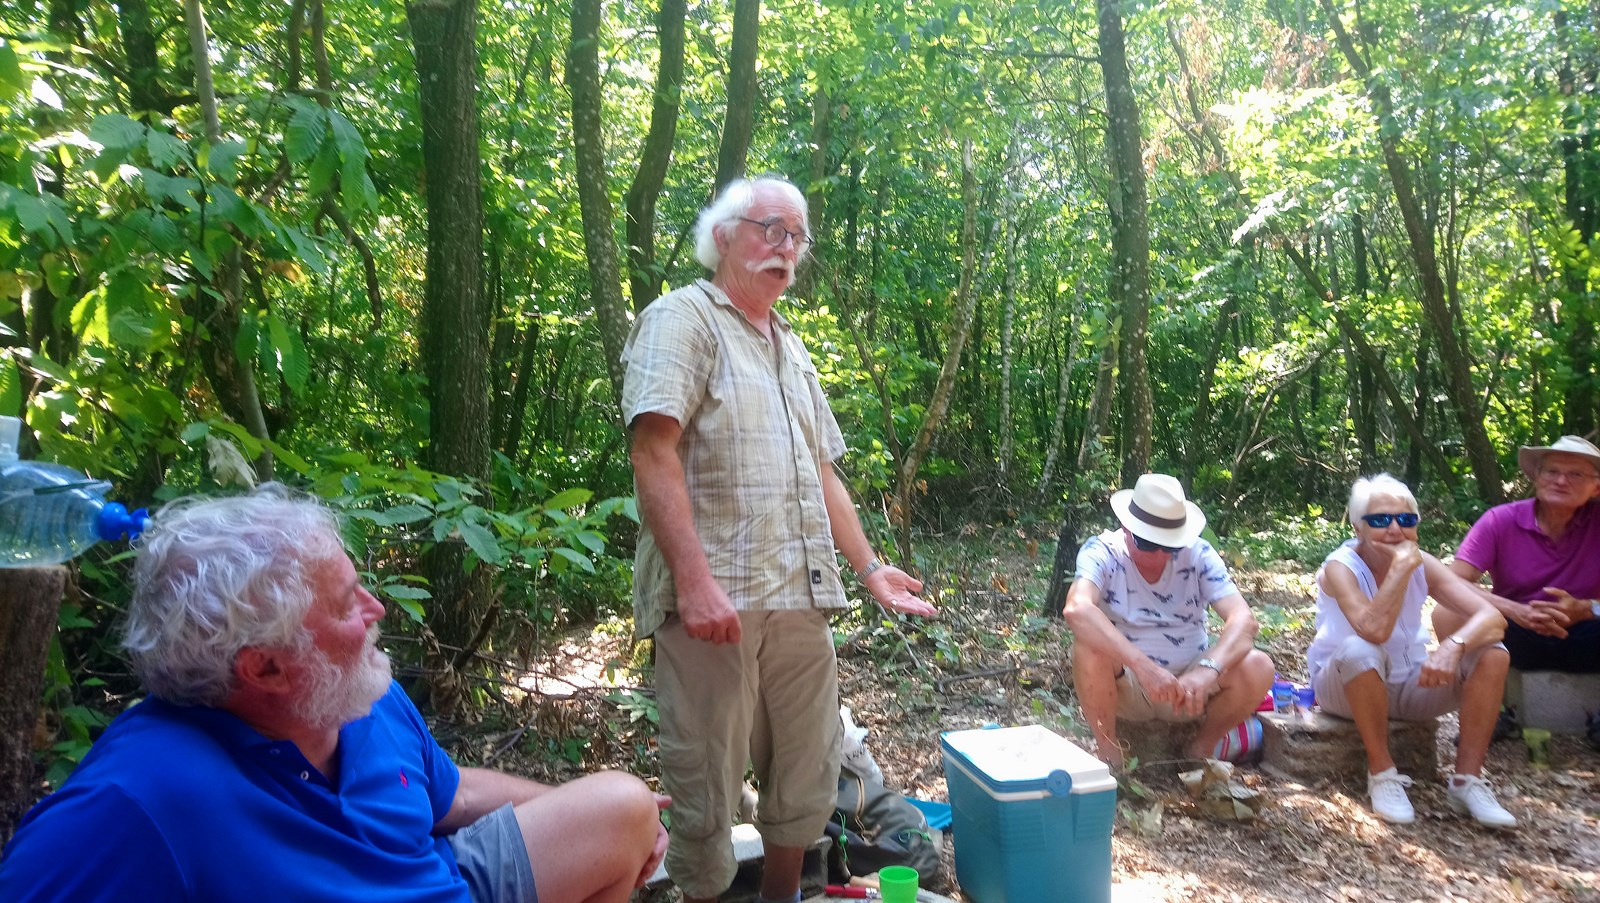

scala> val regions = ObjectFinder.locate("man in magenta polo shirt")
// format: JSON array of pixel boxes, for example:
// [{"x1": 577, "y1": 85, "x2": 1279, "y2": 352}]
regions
[{"x1": 1433, "y1": 436, "x2": 1600, "y2": 740}]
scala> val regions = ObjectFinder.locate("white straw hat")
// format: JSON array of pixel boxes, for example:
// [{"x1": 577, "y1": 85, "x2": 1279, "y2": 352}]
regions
[
  {"x1": 1517, "y1": 435, "x2": 1600, "y2": 480},
  {"x1": 1109, "y1": 473, "x2": 1207, "y2": 548}
]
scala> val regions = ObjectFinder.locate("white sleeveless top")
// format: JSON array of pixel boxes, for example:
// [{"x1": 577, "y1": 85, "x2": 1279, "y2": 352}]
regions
[{"x1": 1306, "y1": 539, "x2": 1432, "y2": 685}]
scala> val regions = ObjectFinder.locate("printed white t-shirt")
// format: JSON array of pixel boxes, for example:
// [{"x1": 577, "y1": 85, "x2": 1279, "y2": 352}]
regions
[{"x1": 1074, "y1": 530, "x2": 1240, "y2": 670}]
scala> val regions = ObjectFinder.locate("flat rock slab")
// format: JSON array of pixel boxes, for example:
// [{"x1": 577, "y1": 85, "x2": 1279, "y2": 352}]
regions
[
  {"x1": 1506, "y1": 669, "x2": 1600, "y2": 733},
  {"x1": 1259, "y1": 710, "x2": 1438, "y2": 783},
  {"x1": 1116, "y1": 719, "x2": 1202, "y2": 765}
]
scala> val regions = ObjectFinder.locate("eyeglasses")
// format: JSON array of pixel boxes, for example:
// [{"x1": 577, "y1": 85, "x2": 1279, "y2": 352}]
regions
[
  {"x1": 1538, "y1": 467, "x2": 1598, "y2": 484},
  {"x1": 1360, "y1": 512, "x2": 1419, "y2": 529},
  {"x1": 738, "y1": 217, "x2": 813, "y2": 252},
  {"x1": 1131, "y1": 534, "x2": 1181, "y2": 554}
]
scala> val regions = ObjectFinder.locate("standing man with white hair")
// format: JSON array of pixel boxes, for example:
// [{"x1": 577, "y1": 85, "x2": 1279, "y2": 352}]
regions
[
  {"x1": 1308, "y1": 474, "x2": 1516, "y2": 828},
  {"x1": 1062, "y1": 473, "x2": 1276, "y2": 769},
  {"x1": 622, "y1": 175, "x2": 935, "y2": 903},
  {"x1": 0, "y1": 486, "x2": 668, "y2": 903}
]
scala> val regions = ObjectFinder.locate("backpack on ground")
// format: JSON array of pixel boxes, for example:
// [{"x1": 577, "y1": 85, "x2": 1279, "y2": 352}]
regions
[{"x1": 824, "y1": 764, "x2": 943, "y2": 883}]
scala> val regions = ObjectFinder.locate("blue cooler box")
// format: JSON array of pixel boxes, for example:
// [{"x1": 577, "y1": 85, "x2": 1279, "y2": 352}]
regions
[{"x1": 940, "y1": 725, "x2": 1116, "y2": 903}]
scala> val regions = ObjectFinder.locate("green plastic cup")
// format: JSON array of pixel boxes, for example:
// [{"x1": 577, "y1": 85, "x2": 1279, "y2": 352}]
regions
[{"x1": 878, "y1": 865, "x2": 919, "y2": 903}]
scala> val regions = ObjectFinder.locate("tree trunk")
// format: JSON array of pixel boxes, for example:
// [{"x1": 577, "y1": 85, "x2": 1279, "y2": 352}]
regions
[
  {"x1": 1097, "y1": 0, "x2": 1154, "y2": 483},
  {"x1": 408, "y1": 0, "x2": 494, "y2": 708},
  {"x1": 623, "y1": 0, "x2": 686, "y2": 311},
  {"x1": 1558, "y1": 7, "x2": 1600, "y2": 435},
  {"x1": 794, "y1": 87, "x2": 832, "y2": 302},
  {"x1": 1322, "y1": 1, "x2": 1504, "y2": 504},
  {"x1": 0, "y1": 568, "x2": 63, "y2": 845},
  {"x1": 996, "y1": 151, "x2": 1021, "y2": 477},
  {"x1": 891, "y1": 139, "x2": 980, "y2": 561},
  {"x1": 185, "y1": 0, "x2": 274, "y2": 482},
  {"x1": 712, "y1": 0, "x2": 760, "y2": 194},
  {"x1": 1038, "y1": 283, "x2": 1084, "y2": 495},
  {"x1": 568, "y1": 0, "x2": 631, "y2": 399}
]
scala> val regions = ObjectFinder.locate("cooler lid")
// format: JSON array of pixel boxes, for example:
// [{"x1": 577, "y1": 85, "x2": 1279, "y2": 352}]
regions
[{"x1": 941, "y1": 724, "x2": 1114, "y2": 797}]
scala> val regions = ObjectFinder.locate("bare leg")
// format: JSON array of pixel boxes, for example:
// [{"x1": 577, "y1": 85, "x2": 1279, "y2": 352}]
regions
[
  {"x1": 1343, "y1": 670, "x2": 1395, "y2": 774},
  {"x1": 1455, "y1": 646, "x2": 1510, "y2": 775},
  {"x1": 1186, "y1": 649, "x2": 1275, "y2": 758},
  {"x1": 1072, "y1": 642, "x2": 1127, "y2": 767},
  {"x1": 759, "y1": 845, "x2": 805, "y2": 901},
  {"x1": 516, "y1": 770, "x2": 661, "y2": 903}
]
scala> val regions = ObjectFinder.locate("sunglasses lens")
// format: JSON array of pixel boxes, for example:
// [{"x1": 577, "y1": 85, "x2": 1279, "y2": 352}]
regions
[{"x1": 1363, "y1": 513, "x2": 1419, "y2": 528}]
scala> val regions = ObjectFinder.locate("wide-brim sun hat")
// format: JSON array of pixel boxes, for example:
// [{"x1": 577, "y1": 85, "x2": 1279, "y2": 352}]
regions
[
  {"x1": 1517, "y1": 435, "x2": 1600, "y2": 481},
  {"x1": 1110, "y1": 473, "x2": 1207, "y2": 548}
]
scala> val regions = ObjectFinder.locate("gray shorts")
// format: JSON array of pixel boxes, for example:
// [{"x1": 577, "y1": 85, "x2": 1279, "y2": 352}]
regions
[
  {"x1": 1311, "y1": 635, "x2": 1500, "y2": 721},
  {"x1": 447, "y1": 803, "x2": 538, "y2": 903}
]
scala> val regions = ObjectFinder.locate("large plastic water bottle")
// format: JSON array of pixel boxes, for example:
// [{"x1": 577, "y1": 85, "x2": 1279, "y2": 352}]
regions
[{"x1": 0, "y1": 416, "x2": 149, "y2": 567}]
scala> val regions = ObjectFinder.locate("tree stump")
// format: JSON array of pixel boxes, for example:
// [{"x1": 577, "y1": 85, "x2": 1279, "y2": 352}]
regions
[
  {"x1": 0, "y1": 566, "x2": 64, "y2": 844},
  {"x1": 1260, "y1": 710, "x2": 1439, "y2": 784}
]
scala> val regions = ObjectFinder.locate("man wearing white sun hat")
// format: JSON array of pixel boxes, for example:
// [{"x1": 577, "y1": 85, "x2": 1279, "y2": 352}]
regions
[{"x1": 1062, "y1": 473, "x2": 1275, "y2": 768}]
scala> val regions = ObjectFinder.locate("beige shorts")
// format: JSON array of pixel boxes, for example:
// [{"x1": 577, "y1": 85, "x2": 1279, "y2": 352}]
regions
[
  {"x1": 653, "y1": 609, "x2": 842, "y2": 900},
  {"x1": 1115, "y1": 663, "x2": 1217, "y2": 722},
  {"x1": 1311, "y1": 634, "x2": 1500, "y2": 721}
]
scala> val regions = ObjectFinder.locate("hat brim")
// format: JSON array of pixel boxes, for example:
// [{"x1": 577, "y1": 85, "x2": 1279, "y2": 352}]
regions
[
  {"x1": 1110, "y1": 488, "x2": 1206, "y2": 548},
  {"x1": 1518, "y1": 441, "x2": 1600, "y2": 481}
]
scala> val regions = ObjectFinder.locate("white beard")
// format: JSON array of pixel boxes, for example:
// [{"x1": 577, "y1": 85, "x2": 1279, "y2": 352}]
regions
[{"x1": 291, "y1": 625, "x2": 393, "y2": 730}]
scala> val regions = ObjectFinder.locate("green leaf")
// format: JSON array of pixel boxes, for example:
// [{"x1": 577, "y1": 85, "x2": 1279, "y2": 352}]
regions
[
  {"x1": 574, "y1": 530, "x2": 606, "y2": 554},
  {"x1": 457, "y1": 520, "x2": 504, "y2": 565},
  {"x1": 341, "y1": 154, "x2": 372, "y2": 214},
  {"x1": 0, "y1": 358, "x2": 18, "y2": 414},
  {"x1": 378, "y1": 503, "x2": 432, "y2": 525},
  {"x1": 108, "y1": 307, "x2": 154, "y2": 350},
  {"x1": 267, "y1": 313, "x2": 308, "y2": 396},
  {"x1": 89, "y1": 114, "x2": 145, "y2": 153},
  {"x1": 146, "y1": 129, "x2": 188, "y2": 170},
  {"x1": 286, "y1": 103, "x2": 327, "y2": 163},
  {"x1": 543, "y1": 487, "x2": 593, "y2": 511},
  {"x1": 234, "y1": 311, "x2": 259, "y2": 365},
  {"x1": 0, "y1": 41, "x2": 24, "y2": 98},
  {"x1": 551, "y1": 546, "x2": 596, "y2": 573},
  {"x1": 180, "y1": 422, "x2": 211, "y2": 442},
  {"x1": 203, "y1": 140, "x2": 246, "y2": 184},
  {"x1": 390, "y1": 596, "x2": 426, "y2": 624},
  {"x1": 380, "y1": 584, "x2": 432, "y2": 600},
  {"x1": 308, "y1": 142, "x2": 339, "y2": 196}
]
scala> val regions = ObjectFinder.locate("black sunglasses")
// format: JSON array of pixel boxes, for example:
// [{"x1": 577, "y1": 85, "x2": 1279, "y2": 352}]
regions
[
  {"x1": 1361, "y1": 512, "x2": 1419, "y2": 529},
  {"x1": 1131, "y1": 534, "x2": 1182, "y2": 554}
]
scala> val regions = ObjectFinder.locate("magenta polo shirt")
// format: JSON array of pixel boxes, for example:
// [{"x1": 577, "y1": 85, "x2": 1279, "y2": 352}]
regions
[{"x1": 1455, "y1": 499, "x2": 1600, "y2": 603}]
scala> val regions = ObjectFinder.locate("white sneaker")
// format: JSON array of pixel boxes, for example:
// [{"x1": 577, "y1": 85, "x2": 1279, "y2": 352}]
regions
[
  {"x1": 1447, "y1": 774, "x2": 1517, "y2": 828},
  {"x1": 1367, "y1": 768, "x2": 1415, "y2": 824}
]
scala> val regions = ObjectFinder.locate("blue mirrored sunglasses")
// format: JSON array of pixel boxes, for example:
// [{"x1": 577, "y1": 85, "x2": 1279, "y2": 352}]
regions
[
  {"x1": 1361, "y1": 512, "x2": 1419, "y2": 529},
  {"x1": 1132, "y1": 534, "x2": 1182, "y2": 553}
]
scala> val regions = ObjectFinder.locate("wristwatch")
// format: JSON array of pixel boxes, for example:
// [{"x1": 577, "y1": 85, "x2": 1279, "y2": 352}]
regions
[
  {"x1": 1590, "y1": 599, "x2": 1600, "y2": 620},
  {"x1": 1195, "y1": 657, "x2": 1222, "y2": 674},
  {"x1": 1446, "y1": 635, "x2": 1466, "y2": 647},
  {"x1": 855, "y1": 557, "x2": 885, "y2": 581}
]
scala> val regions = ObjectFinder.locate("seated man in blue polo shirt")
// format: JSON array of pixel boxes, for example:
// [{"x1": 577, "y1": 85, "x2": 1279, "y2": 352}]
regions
[{"x1": 0, "y1": 486, "x2": 668, "y2": 903}]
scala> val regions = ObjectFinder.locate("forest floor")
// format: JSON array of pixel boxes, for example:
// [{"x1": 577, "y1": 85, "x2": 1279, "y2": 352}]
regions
[{"x1": 464, "y1": 527, "x2": 1600, "y2": 903}]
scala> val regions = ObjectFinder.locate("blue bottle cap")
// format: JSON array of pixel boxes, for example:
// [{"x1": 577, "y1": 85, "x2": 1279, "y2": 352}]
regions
[{"x1": 96, "y1": 503, "x2": 151, "y2": 542}]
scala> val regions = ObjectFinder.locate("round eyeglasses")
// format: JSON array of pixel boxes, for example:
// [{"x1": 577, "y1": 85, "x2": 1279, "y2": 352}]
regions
[{"x1": 738, "y1": 217, "x2": 813, "y2": 252}]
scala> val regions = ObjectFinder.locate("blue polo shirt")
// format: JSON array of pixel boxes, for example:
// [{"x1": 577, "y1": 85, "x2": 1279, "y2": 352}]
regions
[{"x1": 0, "y1": 682, "x2": 465, "y2": 902}]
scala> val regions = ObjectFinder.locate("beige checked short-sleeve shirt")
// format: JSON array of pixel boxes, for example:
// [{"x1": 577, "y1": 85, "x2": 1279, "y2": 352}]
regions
[{"x1": 622, "y1": 279, "x2": 851, "y2": 638}]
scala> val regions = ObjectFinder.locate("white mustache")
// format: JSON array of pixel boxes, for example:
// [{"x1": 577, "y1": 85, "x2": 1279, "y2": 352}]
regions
[{"x1": 745, "y1": 256, "x2": 794, "y2": 281}]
